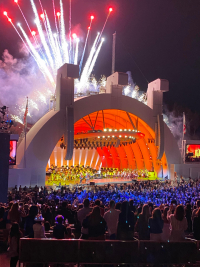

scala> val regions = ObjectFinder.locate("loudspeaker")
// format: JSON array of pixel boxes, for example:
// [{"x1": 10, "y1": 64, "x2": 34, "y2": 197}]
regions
[
  {"x1": 0, "y1": 133, "x2": 10, "y2": 203},
  {"x1": 90, "y1": 182, "x2": 95, "y2": 186}
]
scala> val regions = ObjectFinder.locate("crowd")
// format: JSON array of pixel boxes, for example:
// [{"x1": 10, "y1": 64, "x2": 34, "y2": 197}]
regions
[{"x1": 2, "y1": 178, "x2": 200, "y2": 266}]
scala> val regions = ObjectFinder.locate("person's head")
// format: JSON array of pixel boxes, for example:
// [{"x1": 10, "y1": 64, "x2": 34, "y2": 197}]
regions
[
  {"x1": 109, "y1": 200, "x2": 115, "y2": 209},
  {"x1": 44, "y1": 221, "x2": 50, "y2": 231},
  {"x1": 152, "y1": 208, "x2": 162, "y2": 221},
  {"x1": 10, "y1": 222, "x2": 20, "y2": 238},
  {"x1": 55, "y1": 215, "x2": 64, "y2": 224},
  {"x1": 94, "y1": 199, "x2": 100, "y2": 207},
  {"x1": 141, "y1": 204, "x2": 150, "y2": 221},
  {"x1": 174, "y1": 205, "x2": 185, "y2": 221},
  {"x1": 83, "y1": 198, "x2": 90, "y2": 208}
]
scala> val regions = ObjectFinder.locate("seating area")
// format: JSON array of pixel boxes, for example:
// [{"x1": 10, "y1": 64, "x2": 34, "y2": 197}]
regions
[{"x1": 19, "y1": 238, "x2": 198, "y2": 266}]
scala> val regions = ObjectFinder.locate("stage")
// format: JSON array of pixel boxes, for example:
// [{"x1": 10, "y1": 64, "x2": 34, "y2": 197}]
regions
[{"x1": 46, "y1": 176, "x2": 162, "y2": 187}]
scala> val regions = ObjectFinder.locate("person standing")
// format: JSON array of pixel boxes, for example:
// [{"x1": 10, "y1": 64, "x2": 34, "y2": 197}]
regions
[
  {"x1": 168, "y1": 205, "x2": 188, "y2": 241},
  {"x1": 149, "y1": 208, "x2": 164, "y2": 241},
  {"x1": 9, "y1": 223, "x2": 22, "y2": 267},
  {"x1": 104, "y1": 200, "x2": 120, "y2": 239}
]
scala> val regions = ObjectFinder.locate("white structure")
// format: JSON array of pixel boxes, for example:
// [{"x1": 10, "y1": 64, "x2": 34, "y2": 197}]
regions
[{"x1": 9, "y1": 65, "x2": 182, "y2": 187}]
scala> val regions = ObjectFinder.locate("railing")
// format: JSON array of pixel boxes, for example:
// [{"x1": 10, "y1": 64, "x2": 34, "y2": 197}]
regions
[{"x1": 19, "y1": 238, "x2": 198, "y2": 266}]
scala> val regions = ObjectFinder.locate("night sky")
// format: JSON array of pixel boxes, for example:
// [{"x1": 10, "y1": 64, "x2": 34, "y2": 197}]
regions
[{"x1": 1, "y1": 0, "x2": 200, "y2": 112}]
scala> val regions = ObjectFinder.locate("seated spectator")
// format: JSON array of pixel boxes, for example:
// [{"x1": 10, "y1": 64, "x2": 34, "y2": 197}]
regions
[
  {"x1": 9, "y1": 223, "x2": 22, "y2": 267},
  {"x1": 82, "y1": 206, "x2": 107, "y2": 240},
  {"x1": 135, "y1": 204, "x2": 150, "y2": 240},
  {"x1": 117, "y1": 201, "x2": 135, "y2": 240},
  {"x1": 104, "y1": 200, "x2": 120, "y2": 239},
  {"x1": 168, "y1": 205, "x2": 188, "y2": 241},
  {"x1": 33, "y1": 215, "x2": 45, "y2": 238},
  {"x1": 193, "y1": 208, "x2": 200, "y2": 240},
  {"x1": 53, "y1": 215, "x2": 67, "y2": 239},
  {"x1": 149, "y1": 208, "x2": 163, "y2": 241}
]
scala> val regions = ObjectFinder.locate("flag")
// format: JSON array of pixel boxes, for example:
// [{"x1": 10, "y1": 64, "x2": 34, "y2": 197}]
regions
[
  {"x1": 183, "y1": 112, "x2": 186, "y2": 135},
  {"x1": 23, "y1": 97, "x2": 28, "y2": 127}
]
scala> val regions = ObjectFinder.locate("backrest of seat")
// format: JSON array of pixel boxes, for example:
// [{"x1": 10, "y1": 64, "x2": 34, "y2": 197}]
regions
[
  {"x1": 79, "y1": 240, "x2": 138, "y2": 264},
  {"x1": 139, "y1": 241, "x2": 197, "y2": 264},
  {"x1": 19, "y1": 238, "x2": 79, "y2": 264}
]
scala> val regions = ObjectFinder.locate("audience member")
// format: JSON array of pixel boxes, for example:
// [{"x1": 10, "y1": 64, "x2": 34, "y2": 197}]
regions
[
  {"x1": 135, "y1": 204, "x2": 150, "y2": 240},
  {"x1": 104, "y1": 200, "x2": 120, "y2": 239},
  {"x1": 9, "y1": 223, "x2": 22, "y2": 267},
  {"x1": 53, "y1": 215, "x2": 67, "y2": 239},
  {"x1": 193, "y1": 208, "x2": 200, "y2": 240},
  {"x1": 168, "y1": 205, "x2": 188, "y2": 241},
  {"x1": 149, "y1": 208, "x2": 163, "y2": 241},
  {"x1": 82, "y1": 206, "x2": 107, "y2": 240},
  {"x1": 33, "y1": 215, "x2": 45, "y2": 238},
  {"x1": 117, "y1": 201, "x2": 135, "y2": 240}
]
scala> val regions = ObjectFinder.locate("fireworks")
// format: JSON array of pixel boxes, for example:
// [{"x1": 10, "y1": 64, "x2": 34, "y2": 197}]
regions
[
  {"x1": 3, "y1": 0, "x2": 111, "y2": 90},
  {"x1": 2, "y1": 1, "x2": 114, "y2": 124}
]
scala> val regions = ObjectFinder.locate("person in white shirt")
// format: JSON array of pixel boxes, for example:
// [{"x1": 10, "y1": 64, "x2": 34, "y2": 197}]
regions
[
  {"x1": 77, "y1": 199, "x2": 92, "y2": 239},
  {"x1": 33, "y1": 215, "x2": 45, "y2": 238},
  {"x1": 104, "y1": 200, "x2": 120, "y2": 239}
]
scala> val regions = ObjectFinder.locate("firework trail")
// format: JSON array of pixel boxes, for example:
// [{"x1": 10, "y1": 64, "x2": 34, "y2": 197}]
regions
[
  {"x1": 79, "y1": 16, "x2": 94, "y2": 74},
  {"x1": 60, "y1": 0, "x2": 69, "y2": 64},
  {"x1": 74, "y1": 38, "x2": 79, "y2": 65},
  {"x1": 2, "y1": 1, "x2": 115, "y2": 123}
]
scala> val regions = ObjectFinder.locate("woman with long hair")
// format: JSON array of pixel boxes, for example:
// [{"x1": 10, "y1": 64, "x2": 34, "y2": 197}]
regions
[
  {"x1": 117, "y1": 201, "x2": 135, "y2": 240},
  {"x1": 149, "y1": 208, "x2": 164, "y2": 241},
  {"x1": 9, "y1": 223, "x2": 22, "y2": 267},
  {"x1": 168, "y1": 205, "x2": 187, "y2": 241},
  {"x1": 7, "y1": 203, "x2": 21, "y2": 224},
  {"x1": 82, "y1": 206, "x2": 107, "y2": 240},
  {"x1": 135, "y1": 204, "x2": 150, "y2": 240}
]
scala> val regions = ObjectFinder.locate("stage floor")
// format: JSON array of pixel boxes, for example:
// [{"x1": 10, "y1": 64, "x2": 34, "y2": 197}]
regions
[{"x1": 46, "y1": 176, "x2": 162, "y2": 187}]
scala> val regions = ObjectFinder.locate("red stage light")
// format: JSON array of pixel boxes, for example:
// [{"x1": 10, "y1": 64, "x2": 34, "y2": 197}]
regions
[
  {"x1": 88, "y1": 26, "x2": 91, "y2": 30},
  {"x1": 14, "y1": 0, "x2": 18, "y2": 3},
  {"x1": 3, "y1": 11, "x2": 8, "y2": 16},
  {"x1": 8, "y1": 18, "x2": 12, "y2": 22},
  {"x1": 109, "y1": 7, "x2": 113, "y2": 12},
  {"x1": 72, "y1": 33, "x2": 77, "y2": 39},
  {"x1": 31, "y1": 31, "x2": 36, "y2": 36},
  {"x1": 91, "y1": 15, "x2": 94, "y2": 20},
  {"x1": 40, "y1": 13, "x2": 44, "y2": 19},
  {"x1": 57, "y1": 12, "x2": 61, "y2": 17}
]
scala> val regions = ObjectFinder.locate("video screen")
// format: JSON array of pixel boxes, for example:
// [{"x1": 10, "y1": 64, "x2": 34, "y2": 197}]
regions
[
  {"x1": 9, "y1": 140, "x2": 17, "y2": 165},
  {"x1": 185, "y1": 144, "x2": 200, "y2": 163}
]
